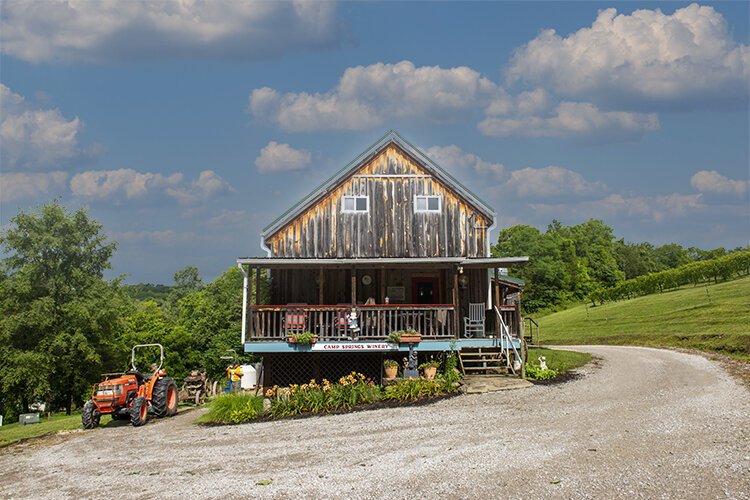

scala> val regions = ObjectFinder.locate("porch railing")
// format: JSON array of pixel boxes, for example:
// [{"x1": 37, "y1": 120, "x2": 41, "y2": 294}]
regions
[
  {"x1": 495, "y1": 305, "x2": 522, "y2": 375},
  {"x1": 248, "y1": 304, "x2": 456, "y2": 341}
]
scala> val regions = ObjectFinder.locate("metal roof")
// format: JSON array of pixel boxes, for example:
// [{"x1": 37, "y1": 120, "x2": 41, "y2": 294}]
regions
[
  {"x1": 261, "y1": 130, "x2": 497, "y2": 239},
  {"x1": 495, "y1": 275, "x2": 526, "y2": 287},
  {"x1": 237, "y1": 256, "x2": 528, "y2": 269}
]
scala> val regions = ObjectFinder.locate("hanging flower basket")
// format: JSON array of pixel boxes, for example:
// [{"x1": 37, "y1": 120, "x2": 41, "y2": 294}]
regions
[
  {"x1": 287, "y1": 333, "x2": 318, "y2": 344},
  {"x1": 399, "y1": 333, "x2": 422, "y2": 343}
]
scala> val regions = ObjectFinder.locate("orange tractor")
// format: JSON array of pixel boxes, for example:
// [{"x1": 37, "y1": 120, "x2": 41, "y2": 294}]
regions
[{"x1": 82, "y1": 343, "x2": 178, "y2": 428}]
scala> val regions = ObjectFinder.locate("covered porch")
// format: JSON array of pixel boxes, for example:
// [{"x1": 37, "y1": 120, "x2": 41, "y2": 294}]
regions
[{"x1": 237, "y1": 257, "x2": 528, "y2": 347}]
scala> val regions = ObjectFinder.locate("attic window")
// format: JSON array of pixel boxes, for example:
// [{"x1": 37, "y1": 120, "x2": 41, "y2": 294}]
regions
[
  {"x1": 415, "y1": 195, "x2": 441, "y2": 213},
  {"x1": 342, "y1": 195, "x2": 369, "y2": 213}
]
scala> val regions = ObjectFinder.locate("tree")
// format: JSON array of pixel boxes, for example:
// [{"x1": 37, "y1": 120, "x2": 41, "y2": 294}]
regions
[
  {"x1": 614, "y1": 240, "x2": 660, "y2": 279},
  {"x1": 653, "y1": 243, "x2": 690, "y2": 270},
  {"x1": 174, "y1": 265, "x2": 202, "y2": 291},
  {"x1": 494, "y1": 220, "x2": 624, "y2": 312},
  {"x1": 494, "y1": 225, "x2": 568, "y2": 312},
  {"x1": 0, "y1": 203, "x2": 126, "y2": 416}
]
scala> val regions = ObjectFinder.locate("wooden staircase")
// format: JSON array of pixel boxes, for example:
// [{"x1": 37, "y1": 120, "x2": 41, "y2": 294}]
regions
[{"x1": 458, "y1": 346, "x2": 511, "y2": 376}]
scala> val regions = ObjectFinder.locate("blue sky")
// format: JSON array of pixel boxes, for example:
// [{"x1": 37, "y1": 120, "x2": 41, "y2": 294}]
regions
[{"x1": 1, "y1": 1, "x2": 748, "y2": 284}]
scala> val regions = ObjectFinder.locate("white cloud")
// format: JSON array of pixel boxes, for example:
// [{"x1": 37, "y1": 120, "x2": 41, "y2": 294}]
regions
[
  {"x1": 1, "y1": 84, "x2": 95, "y2": 169},
  {"x1": 206, "y1": 210, "x2": 247, "y2": 226},
  {"x1": 249, "y1": 60, "x2": 499, "y2": 131},
  {"x1": 479, "y1": 100, "x2": 659, "y2": 142},
  {"x1": 691, "y1": 170, "x2": 749, "y2": 195},
  {"x1": 112, "y1": 230, "x2": 199, "y2": 246},
  {"x1": 255, "y1": 141, "x2": 311, "y2": 173},
  {"x1": 70, "y1": 168, "x2": 231, "y2": 206},
  {"x1": 1, "y1": 171, "x2": 68, "y2": 203},
  {"x1": 1, "y1": 0, "x2": 343, "y2": 64},
  {"x1": 165, "y1": 170, "x2": 233, "y2": 206},
  {"x1": 70, "y1": 168, "x2": 183, "y2": 200},
  {"x1": 506, "y1": 4, "x2": 750, "y2": 109},
  {"x1": 504, "y1": 166, "x2": 608, "y2": 199},
  {"x1": 425, "y1": 145, "x2": 505, "y2": 181},
  {"x1": 530, "y1": 192, "x2": 705, "y2": 223}
]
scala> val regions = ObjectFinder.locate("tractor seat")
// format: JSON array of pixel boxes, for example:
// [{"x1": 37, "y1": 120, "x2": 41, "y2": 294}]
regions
[{"x1": 125, "y1": 370, "x2": 147, "y2": 384}]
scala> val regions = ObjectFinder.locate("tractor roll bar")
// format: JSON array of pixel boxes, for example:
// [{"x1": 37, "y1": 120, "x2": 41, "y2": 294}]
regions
[{"x1": 131, "y1": 343, "x2": 164, "y2": 372}]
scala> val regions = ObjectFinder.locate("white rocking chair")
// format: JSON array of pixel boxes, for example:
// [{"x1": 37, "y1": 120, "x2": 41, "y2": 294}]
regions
[{"x1": 463, "y1": 303, "x2": 485, "y2": 338}]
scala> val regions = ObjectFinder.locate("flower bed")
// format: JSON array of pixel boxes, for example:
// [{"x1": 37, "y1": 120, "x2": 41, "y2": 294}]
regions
[{"x1": 199, "y1": 352, "x2": 463, "y2": 425}]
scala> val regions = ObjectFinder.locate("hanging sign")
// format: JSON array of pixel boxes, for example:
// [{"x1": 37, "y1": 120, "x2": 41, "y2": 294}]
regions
[{"x1": 311, "y1": 342, "x2": 397, "y2": 351}]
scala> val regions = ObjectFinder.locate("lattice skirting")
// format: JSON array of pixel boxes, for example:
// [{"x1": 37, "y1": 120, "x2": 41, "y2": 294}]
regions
[{"x1": 261, "y1": 352, "x2": 441, "y2": 387}]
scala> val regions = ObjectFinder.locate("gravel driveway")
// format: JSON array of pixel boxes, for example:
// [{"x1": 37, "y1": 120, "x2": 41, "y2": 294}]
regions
[{"x1": 2, "y1": 346, "x2": 749, "y2": 499}]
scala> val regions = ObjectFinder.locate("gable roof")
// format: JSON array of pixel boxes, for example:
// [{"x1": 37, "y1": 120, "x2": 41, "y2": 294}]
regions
[{"x1": 262, "y1": 130, "x2": 496, "y2": 239}]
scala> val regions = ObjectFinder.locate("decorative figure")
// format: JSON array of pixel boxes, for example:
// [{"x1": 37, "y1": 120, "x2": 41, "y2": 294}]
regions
[
  {"x1": 538, "y1": 356, "x2": 547, "y2": 370},
  {"x1": 403, "y1": 345, "x2": 419, "y2": 379}
]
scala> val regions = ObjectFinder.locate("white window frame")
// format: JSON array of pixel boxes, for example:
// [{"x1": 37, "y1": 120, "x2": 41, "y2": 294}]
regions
[
  {"x1": 342, "y1": 195, "x2": 369, "y2": 213},
  {"x1": 414, "y1": 195, "x2": 442, "y2": 213}
]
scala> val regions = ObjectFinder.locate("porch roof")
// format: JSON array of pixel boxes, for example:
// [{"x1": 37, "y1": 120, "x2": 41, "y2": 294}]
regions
[{"x1": 236, "y1": 256, "x2": 528, "y2": 269}]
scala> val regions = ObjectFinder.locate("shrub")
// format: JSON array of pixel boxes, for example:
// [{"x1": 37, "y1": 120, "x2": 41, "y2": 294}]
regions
[
  {"x1": 525, "y1": 365, "x2": 558, "y2": 380},
  {"x1": 383, "y1": 379, "x2": 444, "y2": 402},
  {"x1": 202, "y1": 394, "x2": 264, "y2": 424},
  {"x1": 437, "y1": 350, "x2": 462, "y2": 392},
  {"x1": 383, "y1": 359, "x2": 400, "y2": 368}
]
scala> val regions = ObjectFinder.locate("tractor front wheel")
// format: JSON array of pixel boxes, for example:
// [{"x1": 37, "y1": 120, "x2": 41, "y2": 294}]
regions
[
  {"x1": 152, "y1": 377, "x2": 178, "y2": 417},
  {"x1": 130, "y1": 396, "x2": 149, "y2": 426},
  {"x1": 82, "y1": 400, "x2": 100, "y2": 429}
]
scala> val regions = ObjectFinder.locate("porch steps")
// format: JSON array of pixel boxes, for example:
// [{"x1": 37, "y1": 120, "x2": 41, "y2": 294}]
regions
[{"x1": 458, "y1": 347, "x2": 510, "y2": 376}]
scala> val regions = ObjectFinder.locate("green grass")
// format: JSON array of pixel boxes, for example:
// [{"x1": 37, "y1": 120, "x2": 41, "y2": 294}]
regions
[
  {"x1": 527, "y1": 348, "x2": 592, "y2": 373},
  {"x1": 195, "y1": 394, "x2": 265, "y2": 424},
  {"x1": 0, "y1": 412, "x2": 114, "y2": 447},
  {"x1": 536, "y1": 276, "x2": 750, "y2": 360}
]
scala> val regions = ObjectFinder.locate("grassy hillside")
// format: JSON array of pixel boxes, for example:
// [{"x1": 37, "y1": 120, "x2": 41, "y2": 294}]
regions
[{"x1": 537, "y1": 276, "x2": 750, "y2": 360}]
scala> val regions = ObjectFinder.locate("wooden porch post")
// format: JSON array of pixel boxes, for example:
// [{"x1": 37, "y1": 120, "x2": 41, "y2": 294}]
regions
[
  {"x1": 255, "y1": 267, "x2": 261, "y2": 305},
  {"x1": 351, "y1": 268, "x2": 357, "y2": 304},
  {"x1": 379, "y1": 268, "x2": 385, "y2": 303},
  {"x1": 494, "y1": 268, "x2": 501, "y2": 337},
  {"x1": 452, "y1": 268, "x2": 460, "y2": 338},
  {"x1": 318, "y1": 268, "x2": 325, "y2": 304}
]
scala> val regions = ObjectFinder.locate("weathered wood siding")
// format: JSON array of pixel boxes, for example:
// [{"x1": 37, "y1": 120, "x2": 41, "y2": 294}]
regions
[{"x1": 266, "y1": 145, "x2": 489, "y2": 258}]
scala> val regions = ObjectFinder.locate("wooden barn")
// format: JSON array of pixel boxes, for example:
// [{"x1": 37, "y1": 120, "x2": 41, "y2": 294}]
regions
[{"x1": 237, "y1": 131, "x2": 528, "y2": 386}]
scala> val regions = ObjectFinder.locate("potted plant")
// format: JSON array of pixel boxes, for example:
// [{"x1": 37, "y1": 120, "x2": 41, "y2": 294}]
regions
[
  {"x1": 383, "y1": 359, "x2": 399, "y2": 379},
  {"x1": 287, "y1": 332, "x2": 318, "y2": 344},
  {"x1": 389, "y1": 329, "x2": 421, "y2": 343},
  {"x1": 419, "y1": 359, "x2": 440, "y2": 380}
]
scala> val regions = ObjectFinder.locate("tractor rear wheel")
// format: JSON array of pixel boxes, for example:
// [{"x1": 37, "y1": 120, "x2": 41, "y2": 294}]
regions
[
  {"x1": 82, "y1": 400, "x2": 100, "y2": 429},
  {"x1": 130, "y1": 396, "x2": 148, "y2": 426},
  {"x1": 152, "y1": 377, "x2": 178, "y2": 417}
]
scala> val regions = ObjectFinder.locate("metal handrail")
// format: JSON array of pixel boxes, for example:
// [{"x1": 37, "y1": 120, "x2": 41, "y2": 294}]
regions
[
  {"x1": 494, "y1": 306, "x2": 522, "y2": 375},
  {"x1": 524, "y1": 317, "x2": 540, "y2": 346}
]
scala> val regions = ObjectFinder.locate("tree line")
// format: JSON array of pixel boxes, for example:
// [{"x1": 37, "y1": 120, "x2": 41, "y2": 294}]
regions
[
  {"x1": 1, "y1": 203, "x2": 745, "y2": 419},
  {"x1": 0, "y1": 203, "x2": 265, "y2": 420},
  {"x1": 493, "y1": 219, "x2": 748, "y2": 313},
  {"x1": 589, "y1": 251, "x2": 750, "y2": 305}
]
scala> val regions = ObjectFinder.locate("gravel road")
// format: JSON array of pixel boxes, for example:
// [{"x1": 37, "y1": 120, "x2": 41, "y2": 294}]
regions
[{"x1": 2, "y1": 346, "x2": 749, "y2": 499}]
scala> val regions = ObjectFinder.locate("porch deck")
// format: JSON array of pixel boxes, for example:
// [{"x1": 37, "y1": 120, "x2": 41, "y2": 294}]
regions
[
  {"x1": 245, "y1": 303, "x2": 521, "y2": 353},
  {"x1": 243, "y1": 338, "x2": 522, "y2": 354}
]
